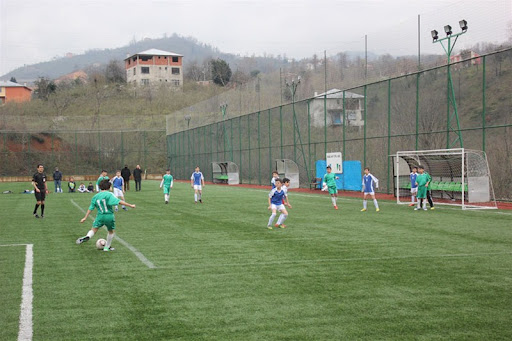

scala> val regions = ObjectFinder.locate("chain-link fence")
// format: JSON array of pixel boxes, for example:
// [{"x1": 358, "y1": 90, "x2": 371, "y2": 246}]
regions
[
  {"x1": 167, "y1": 49, "x2": 512, "y2": 200},
  {"x1": 0, "y1": 130, "x2": 167, "y2": 176}
]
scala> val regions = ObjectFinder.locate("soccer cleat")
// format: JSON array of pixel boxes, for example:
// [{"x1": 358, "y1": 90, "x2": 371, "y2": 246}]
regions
[
  {"x1": 360, "y1": 208, "x2": 367, "y2": 212},
  {"x1": 408, "y1": 203, "x2": 415, "y2": 206},
  {"x1": 376, "y1": 208, "x2": 380, "y2": 212},
  {"x1": 199, "y1": 199, "x2": 203, "y2": 203},
  {"x1": 335, "y1": 206, "x2": 338, "y2": 210},
  {"x1": 40, "y1": 215, "x2": 44, "y2": 218},
  {"x1": 195, "y1": 201, "x2": 198, "y2": 204},
  {"x1": 103, "y1": 246, "x2": 115, "y2": 252},
  {"x1": 122, "y1": 206, "x2": 128, "y2": 211},
  {"x1": 275, "y1": 224, "x2": 280, "y2": 227},
  {"x1": 414, "y1": 208, "x2": 420, "y2": 211},
  {"x1": 76, "y1": 236, "x2": 90, "y2": 245},
  {"x1": 423, "y1": 208, "x2": 428, "y2": 211},
  {"x1": 279, "y1": 224, "x2": 286, "y2": 229},
  {"x1": 115, "y1": 207, "x2": 119, "y2": 212},
  {"x1": 34, "y1": 214, "x2": 39, "y2": 218},
  {"x1": 165, "y1": 201, "x2": 169, "y2": 204},
  {"x1": 267, "y1": 226, "x2": 273, "y2": 230},
  {"x1": 430, "y1": 207, "x2": 435, "y2": 210}
]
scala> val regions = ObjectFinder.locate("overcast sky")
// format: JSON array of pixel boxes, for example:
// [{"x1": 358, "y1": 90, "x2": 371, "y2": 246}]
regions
[{"x1": 1, "y1": 0, "x2": 510, "y2": 75}]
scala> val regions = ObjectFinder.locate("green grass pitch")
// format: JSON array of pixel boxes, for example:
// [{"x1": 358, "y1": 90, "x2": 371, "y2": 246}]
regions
[{"x1": 1, "y1": 180, "x2": 511, "y2": 340}]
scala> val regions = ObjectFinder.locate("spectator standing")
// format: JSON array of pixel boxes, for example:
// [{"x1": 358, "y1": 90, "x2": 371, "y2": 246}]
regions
[
  {"x1": 133, "y1": 165, "x2": 143, "y2": 191},
  {"x1": 121, "y1": 165, "x2": 131, "y2": 191},
  {"x1": 53, "y1": 167, "x2": 63, "y2": 193}
]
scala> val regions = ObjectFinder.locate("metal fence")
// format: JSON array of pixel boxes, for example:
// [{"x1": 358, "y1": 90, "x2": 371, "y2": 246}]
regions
[
  {"x1": 0, "y1": 130, "x2": 167, "y2": 176},
  {"x1": 167, "y1": 49, "x2": 512, "y2": 200}
]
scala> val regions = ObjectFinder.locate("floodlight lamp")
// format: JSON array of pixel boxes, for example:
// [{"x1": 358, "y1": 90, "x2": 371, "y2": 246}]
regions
[
  {"x1": 459, "y1": 19, "x2": 468, "y2": 32},
  {"x1": 444, "y1": 25, "x2": 452, "y2": 36},
  {"x1": 431, "y1": 30, "x2": 439, "y2": 41}
]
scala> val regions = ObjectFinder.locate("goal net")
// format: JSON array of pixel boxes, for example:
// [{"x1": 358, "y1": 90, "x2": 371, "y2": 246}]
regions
[{"x1": 394, "y1": 148, "x2": 497, "y2": 210}]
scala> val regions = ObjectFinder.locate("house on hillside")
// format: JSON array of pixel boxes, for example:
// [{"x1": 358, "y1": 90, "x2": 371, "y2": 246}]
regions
[
  {"x1": 125, "y1": 49, "x2": 183, "y2": 87},
  {"x1": 310, "y1": 89, "x2": 364, "y2": 128},
  {"x1": 0, "y1": 81, "x2": 32, "y2": 104}
]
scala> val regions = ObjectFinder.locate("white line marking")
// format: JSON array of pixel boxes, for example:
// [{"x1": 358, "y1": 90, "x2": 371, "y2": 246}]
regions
[
  {"x1": 18, "y1": 244, "x2": 33, "y2": 341},
  {"x1": 157, "y1": 251, "x2": 512, "y2": 270},
  {"x1": 70, "y1": 199, "x2": 156, "y2": 269},
  {"x1": 0, "y1": 244, "x2": 30, "y2": 247}
]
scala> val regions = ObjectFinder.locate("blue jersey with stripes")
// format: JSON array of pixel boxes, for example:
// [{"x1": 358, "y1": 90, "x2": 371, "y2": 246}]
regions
[
  {"x1": 112, "y1": 176, "x2": 123, "y2": 190},
  {"x1": 362, "y1": 173, "x2": 379, "y2": 192},
  {"x1": 410, "y1": 172, "x2": 418, "y2": 189},
  {"x1": 269, "y1": 188, "x2": 287, "y2": 205},
  {"x1": 191, "y1": 172, "x2": 204, "y2": 185},
  {"x1": 271, "y1": 177, "x2": 276, "y2": 188}
]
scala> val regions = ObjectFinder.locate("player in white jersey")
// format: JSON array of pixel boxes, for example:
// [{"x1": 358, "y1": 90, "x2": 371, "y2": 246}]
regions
[
  {"x1": 361, "y1": 167, "x2": 380, "y2": 212},
  {"x1": 191, "y1": 166, "x2": 205, "y2": 203},
  {"x1": 409, "y1": 166, "x2": 418, "y2": 206},
  {"x1": 110, "y1": 170, "x2": 127, "y2": 211}
]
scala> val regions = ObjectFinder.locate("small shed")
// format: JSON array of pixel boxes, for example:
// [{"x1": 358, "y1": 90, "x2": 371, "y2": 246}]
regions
[
  {"x1": 211, "y1": 162, "x2": 240, "y2": 185},
  {"x1": 275, "y1": 159, "x2": 299, "y2": 189}
]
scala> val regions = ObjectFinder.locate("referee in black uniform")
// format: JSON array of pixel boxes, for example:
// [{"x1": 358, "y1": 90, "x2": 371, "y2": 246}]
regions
[{"x1": 32, "y1": 164, "x2": 48, "y2": 218}]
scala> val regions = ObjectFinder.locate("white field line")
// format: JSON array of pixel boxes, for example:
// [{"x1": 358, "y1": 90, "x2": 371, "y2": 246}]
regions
[
  {"x1": 157, "y1": 251, "x2": 512, "y2": 270},
  {"x1": 17, "y1": 244, "x2": 33, "y2": 341},
  {"x1": 70, "y1": 199, "x2": 156, "y2": 269}
]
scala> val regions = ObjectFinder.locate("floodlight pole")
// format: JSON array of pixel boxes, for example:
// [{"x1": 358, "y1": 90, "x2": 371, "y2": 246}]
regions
[
  {"x1": 220, "y1": 104, "x2": 233, "y2": 161},
  {"x1": 286, "y1": 78, "x2": 310, "y2": 184},
  {"x1": 433, "y1": 30, "x2": 466, "y2": 148}
]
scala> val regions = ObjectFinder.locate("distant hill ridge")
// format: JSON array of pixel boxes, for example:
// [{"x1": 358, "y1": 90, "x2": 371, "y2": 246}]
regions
[{"x1": 0, "y1": 34, "x2": 247, "y2": 83}]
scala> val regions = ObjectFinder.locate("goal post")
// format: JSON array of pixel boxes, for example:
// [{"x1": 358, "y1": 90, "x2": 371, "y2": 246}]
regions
[{"x1": 394, "y1": 148, "x2": 497, "y2": 210}]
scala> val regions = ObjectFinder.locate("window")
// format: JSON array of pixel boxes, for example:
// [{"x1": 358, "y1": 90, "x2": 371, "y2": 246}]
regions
[
  {"x1": 133, "y1": 68, "x2": 136, "y2": 75},
  {"x1": 141, "y1": 67, "x2": 150, "y2": 74},
  {"x1": 172, "y1": 56, "x2": 179, "y2": 63},
  {"x1": 165, "y1": 67, "x2": 168, "y2": 70},
  {"x1": 171, "y1": 80, "x2": 180, "y2": 86},
  {"x1": 141, "y1": 79, "x2": 150, "y2": 85},
  {"x1": 329, "y1": 110, "x2": 343, "y2": 125},
  {"x1": 171, "y1": 68, "x2": 180, "y2": 75},
  {"x1": 140, "y1": 56, "x2": 152, "y2": 61}
]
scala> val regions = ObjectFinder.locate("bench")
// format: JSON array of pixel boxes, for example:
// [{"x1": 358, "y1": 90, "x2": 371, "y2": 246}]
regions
[
  {"x1": 310, "y1": 177, "x2": 322, "y2": 190},
  {"x1": 213, "y1": 174, "x2": 229, "y2": 184}
]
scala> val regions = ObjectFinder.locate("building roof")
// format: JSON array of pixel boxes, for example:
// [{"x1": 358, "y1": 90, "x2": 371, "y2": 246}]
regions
[
  {"x1": 314, "y1": 88, "x2": 364, "y2": 99},
  {"x1": 0, "y1": 81, "x2": 32, "y2": 90},
  {"x1": 125, "y1": 49, "x2": 183, "y2": 60}
]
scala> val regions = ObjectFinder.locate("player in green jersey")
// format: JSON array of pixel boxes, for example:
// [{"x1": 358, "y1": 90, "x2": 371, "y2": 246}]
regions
[
  {"x1": 414, "y1": 166, "x2": 429, "y2": 211},
  {"x1": 95, "y1": 170, "x2": 109, "y2": 193},
  {"x1": 322, "y1": 166, "x2": 340, "y2": 210},
  {"x1": 76, "y1": 179, "x2": 136, "y2": 251},
  {"x1": 159, "y1": 169, "x2": 174, "y2": 204}
]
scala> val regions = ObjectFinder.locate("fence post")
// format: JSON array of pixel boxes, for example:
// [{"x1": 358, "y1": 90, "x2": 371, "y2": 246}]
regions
[
  {"x1": 121, "y1": 131, "x2": 124, "y2": 167},
  {"x1": 143, "y1": 131, "x2": 147, "y2": 172},
  {"x1": 342, "y1": 91, "x2": 346, "y2": 166},
  {"x1": 248, "y1": 114, "x2": 251, "y2": 184},
  {"x1": 307, "y1": 100, "x2": 311, "y2": 179},
  {"x1": 415, "y1": 73, "x2": 420, "y2": 150},
  {"x1": 258, "y1": 111, "x2": 261, "y2": 185},
  {"x1": 280, "y1": 106, "x2": 283, "y2": 159},
  {"x1": 363, "y1": 85, "x2": 367, "y2": 167},
  {"x1": 239, "y1": 116, "x2": 242, "y2": 182},
  {"x1": 268, "y1": 109, "x2": 272, "y2": 179},
  {"x1": 387, "y1": 79, "x2": 391, "y2": 194},
  {"x1": 75, "y1": 131, "x2": 78, "y2": 175},
  {"x1": 482, "y1": 55, "x2": 486, "y2": 152}
]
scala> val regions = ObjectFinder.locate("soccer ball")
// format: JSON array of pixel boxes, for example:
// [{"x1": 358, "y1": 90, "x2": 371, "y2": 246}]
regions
[{"x1": 96, "y1": 238, "x2": 106, "y2": 250}]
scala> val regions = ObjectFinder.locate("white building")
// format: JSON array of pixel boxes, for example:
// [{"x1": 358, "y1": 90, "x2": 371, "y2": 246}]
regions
[
  {"x1": 124, "y1": 49, "x2": 183, "y2": 87},
  {"x1": 310, "y1": 89, "x2": 364, "y2": 128}
]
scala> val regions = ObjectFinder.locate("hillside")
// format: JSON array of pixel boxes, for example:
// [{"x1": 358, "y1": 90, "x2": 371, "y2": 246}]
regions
[{"x1": 0, "y1": 34, "x2": 286, "y2": 83}]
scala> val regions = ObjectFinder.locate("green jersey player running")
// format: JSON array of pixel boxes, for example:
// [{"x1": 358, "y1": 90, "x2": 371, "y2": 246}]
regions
[
  {"x1": 95, "y1": 170, "x2": 109, "y2": 193},
  {"x1": 322, "y1": 165, "x2": 340, "y2": 210},
  {"x1": 76, "y1": 179, "x2": 136, "y2": 251}
]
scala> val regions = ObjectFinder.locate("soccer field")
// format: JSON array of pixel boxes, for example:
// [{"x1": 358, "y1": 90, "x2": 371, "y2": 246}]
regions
[{"x1": 1, "y1": 181, "x2": 511, "y2": 340}]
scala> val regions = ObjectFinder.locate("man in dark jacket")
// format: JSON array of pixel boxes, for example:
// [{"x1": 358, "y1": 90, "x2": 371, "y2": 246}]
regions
[
  {"x1": 53, "y1": 167, "x2": 63, "y2": 193},
  {"x1": 121, "y1": 165, "x2": 131, "y2": 191},
  {"x1": 133, "y1": 165, "x2": 143, "y2": 191}
]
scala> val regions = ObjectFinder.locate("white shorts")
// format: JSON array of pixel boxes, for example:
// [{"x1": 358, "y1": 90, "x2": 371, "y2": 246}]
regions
[
  {"x1": 410, "y1": 187, "x2": 418, "y2": 194},
  {"x1": 113, "y1": 188, "x2": 124, "y2": 197},
  {"x1": 193, "y1": 185, "x2": 202, "y2": 191},
  {"x1": 271, "y1": 204, "x2": 286, "y2": 211},
  {"x1": 364, "y1": 192, "x2": 375, "y2": 196}
]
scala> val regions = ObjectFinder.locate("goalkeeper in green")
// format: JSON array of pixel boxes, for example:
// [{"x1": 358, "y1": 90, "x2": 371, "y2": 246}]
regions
[
  {"x1": 414, "y1": 166, "x2": 429, "y2": 211},
  {"x1": 322, "y1": 166, "x2": 340, "y2": 210}
]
